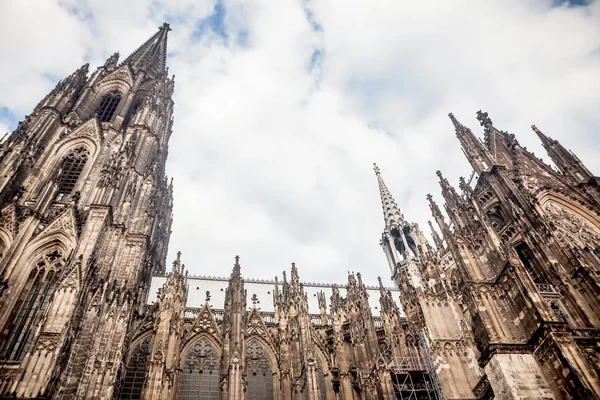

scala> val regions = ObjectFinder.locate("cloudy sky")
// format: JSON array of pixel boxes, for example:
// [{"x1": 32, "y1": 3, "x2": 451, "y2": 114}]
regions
[{"x1": 1, "y1": 0, "x2": 599, "y2": 285}]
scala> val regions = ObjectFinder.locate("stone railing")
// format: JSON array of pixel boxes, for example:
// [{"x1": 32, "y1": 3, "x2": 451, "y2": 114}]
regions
[{"x1": 535, "y1": 283, "x2": 558, "y2": 294}]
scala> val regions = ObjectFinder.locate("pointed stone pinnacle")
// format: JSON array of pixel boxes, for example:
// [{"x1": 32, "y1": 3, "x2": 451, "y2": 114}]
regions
[
  {"x1": 373, "y1": 162, "x2": 380, "y2": 175},
  {"x1": 375, "y1": 164, "x2": 404, "y2": 231},
  {"x1": 476, "y1": 110, "x2": 493, "y2": 128},
  {"x1": 448, "y1": 112, "x2": 463, "y2": 131}
]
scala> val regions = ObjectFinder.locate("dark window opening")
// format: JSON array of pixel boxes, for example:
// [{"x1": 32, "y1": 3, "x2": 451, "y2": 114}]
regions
[
  {"x1": 120, "y1": 338, "x2": 152, "y2": 399},
  {"x1": 97, "y1": 92, "x2": 122, "y2": 122},
  {"x1": 123, "y1": 98, "x2": 143, "y2": 127},
  {"x1": 246, "y1": 342, "x2": 273, "y2": 400},
  {"x1": 405, "y1": 233, "x2": 418, "y2": 257},
  {"x1": 56, "y1": 146, "x2": 89, "y2": 201},
  {"x1": 179, "y1": 340, "x2": 220, "y2": 400},
  {"x1": 0, "y1": 251, "x2": 63, "y2": 362},
  {"x1": 515, "y1": 243, "x2": 546, "y2": 283}
]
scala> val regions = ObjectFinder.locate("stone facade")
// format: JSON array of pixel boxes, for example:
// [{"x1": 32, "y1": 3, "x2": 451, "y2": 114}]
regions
[
  {"x1": 0, "y1": 21, "x2": 598, "y2": 400},
  {"x1": 0, "y1": 24, "x2": 174, "y2": 398},
  {"x1": 376, "y1": 111, "x2": 600, "y2": 399}
]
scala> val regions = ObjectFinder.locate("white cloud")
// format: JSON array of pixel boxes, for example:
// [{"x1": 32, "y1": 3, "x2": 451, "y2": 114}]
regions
[{"x1": 0, "y1": 0, "x2": 599, "y2": 286}]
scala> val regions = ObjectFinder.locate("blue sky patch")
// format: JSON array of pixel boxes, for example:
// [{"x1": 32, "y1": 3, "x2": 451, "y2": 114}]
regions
[
  {"x1": 192, "y1": 0, "x2": 228, "y2": 41},
  {"x1": 236, "y1": 30, "x2": 249, "y2": 47},
  {"x1": 552, "y1": 0, "x2": 590, "y2": 7},
  {"x1": 0, "y1": 106, "x2": 18, "y2": 132},
  {"x1": 302, "y1": 1, "x2": 323, "y2": 33},
  {"x1": 310, "y1": 48, "x2": 322, "y2": 70}
]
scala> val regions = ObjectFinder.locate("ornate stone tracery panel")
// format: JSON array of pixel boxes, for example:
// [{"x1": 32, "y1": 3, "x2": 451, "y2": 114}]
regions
[
  {"x1": 543, "y1": 202, "x2": 600, "y2": 250},
  {"x1": 246, "y1": 341, "x2": 274, "y2": 400},
  {"x1": 179, "y1": 340, "x2": 220, "y2": 400},
  {"x1": 120, "y1": 337, "x2": 152, "y2": 400},
  {"x1": 0, "y1": 249, "x2": 64, "y2": 361}
]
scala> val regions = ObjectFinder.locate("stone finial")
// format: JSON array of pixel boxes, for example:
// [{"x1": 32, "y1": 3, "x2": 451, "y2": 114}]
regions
[
  {"x1": 448, "y1": 112, "x2": 463, "y2": 131},
  {"x1": 373, "y1": 162, "x2": 380, "y2": 175},
  {"x1": 205, "y1": 291, "x2": 211, "y2": 302},
  {"x1": 476, "y1": 110, "x2": 493, "y2": 128},
  {"x1": 459, "y1": 176, "x2": 469, "y2": 192}
]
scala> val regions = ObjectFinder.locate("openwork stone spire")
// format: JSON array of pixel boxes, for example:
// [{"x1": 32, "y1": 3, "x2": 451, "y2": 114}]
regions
[
  {"x1": 374, "y1": 163, "x2": 403, "y2": 232},
  {"x1": 123, "y1": 22, "x2": 171, "y2": 79}
]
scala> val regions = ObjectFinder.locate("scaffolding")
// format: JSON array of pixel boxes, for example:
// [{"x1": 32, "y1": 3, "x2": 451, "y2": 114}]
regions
[{"x1": 388, "y1": 335, "x2": 444, "y2": 400}]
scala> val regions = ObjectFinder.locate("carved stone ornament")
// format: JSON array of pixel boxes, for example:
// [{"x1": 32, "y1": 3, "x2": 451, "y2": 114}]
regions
[
  {"x1": 34, "y1": 333, "x2": 61, "y2": 353},
  {"x1": 544, "y1": 202, "x2": 600, "y2": 248},
  {"x1": 246, "y1": 342, "x2": 271, "y2": 374},
  {"x1": 183, "y1": 340, "x2": 219, "y2": 371}
]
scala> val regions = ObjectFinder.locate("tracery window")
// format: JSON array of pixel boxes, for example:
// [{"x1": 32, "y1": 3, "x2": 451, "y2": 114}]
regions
[
  {"x1": 0, "y1": 250, "x2": 64, "y2": 361},
  {"x1": 246, "y1": 342, "x2": 273, "y2": 400},
  {"x1": 179, "y1": 340, "x2": 220, "y2": 400},
  {"x1": 97, "y1": 92, "x2": 122, "y2": 122},
  {"x1": 56, "y1": 146, "x2": 89, "y2": 201},
  {"x1": 120, "y1": 337, "x2": 152, "y2": 399}
]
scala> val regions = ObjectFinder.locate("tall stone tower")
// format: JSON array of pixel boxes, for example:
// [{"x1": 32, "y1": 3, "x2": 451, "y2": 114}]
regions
[
  {"x1": 375, "y1": 164, "x2": 482, "y2": 399},
  {"x1": 0, "y1": 23, "x2": 175, "y2": 398},
  {"x1": 377, "y1": 111, "x2": 600, "y2": 399}
]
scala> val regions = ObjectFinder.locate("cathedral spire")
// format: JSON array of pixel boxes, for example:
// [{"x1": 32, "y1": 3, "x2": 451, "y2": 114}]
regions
[
  {"x1": 531, "y1": 125, "x2": 592, "y2": 182},
  {"x1": 428, "y1": 220, "x2": 444, "y2": 251},
  {"x1": 122, "y1": 22, "x2": 171, "y2": 79},
  {"x1": 449, "y1": 112, "x2": 493, "y2": 175},
  {"x1": 374, "y1": 163, "x2": 403, "y2": 232}
]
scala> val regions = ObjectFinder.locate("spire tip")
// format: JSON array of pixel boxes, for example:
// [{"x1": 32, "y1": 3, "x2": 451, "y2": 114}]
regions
[{"x1": 373, "y1": 162, "x2": 380, "y2": 175}]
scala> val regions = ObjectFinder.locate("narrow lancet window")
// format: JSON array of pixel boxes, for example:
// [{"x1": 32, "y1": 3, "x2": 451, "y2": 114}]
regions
[
  {"x1": 246, "y1": 342, "x2": 273, "y2": 400},
  {"x1": 0, "y1": 250, "x2": 64, "y2": 361},
  {"x1": 97, "y1": 92, "x2": 122, "y2": 122},
  {"x1": 120, "y1": 337, "x2": 152, "y2": 399},
  {"x1": 179, "y1": 340, "x2": 220, "y2": 400},
  {"x1": 56, "y1": 146, "x2": 89, "y2": 201},
  {"x1": 515, "y1": 242, "x2": 546, "y2": 284}
]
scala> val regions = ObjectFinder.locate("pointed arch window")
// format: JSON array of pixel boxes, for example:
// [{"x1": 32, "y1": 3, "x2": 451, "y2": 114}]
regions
[
  {"x1": 0, "y1": 250, "x2": 64, "y2": 362},
  {"x1": 179, "y1": 340, "x2": 220, "y2": 400},
  {"x1": 246, "y1": 342, "x2": 274, "y2": 400},
  {"x1": 515, "y1": 242, "x2": 547, "y2": 284},
  {"x1": 120, "y1": 337, "x2": 152, "y2": 399},
  {"x1": 97, "y1": 92, "x2": 122, "y2": 122},
  {"x1": 55, "y1": 146, "x2": 89, "y2": 201},
  {"x1": 309, "y1": 361, "x2": 328, "y2": 400}
]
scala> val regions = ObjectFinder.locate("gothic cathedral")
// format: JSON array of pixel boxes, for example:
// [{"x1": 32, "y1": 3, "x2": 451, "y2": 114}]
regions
[{"x1": 0, "y1": 24, "x2": 598, "y2": 400}]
